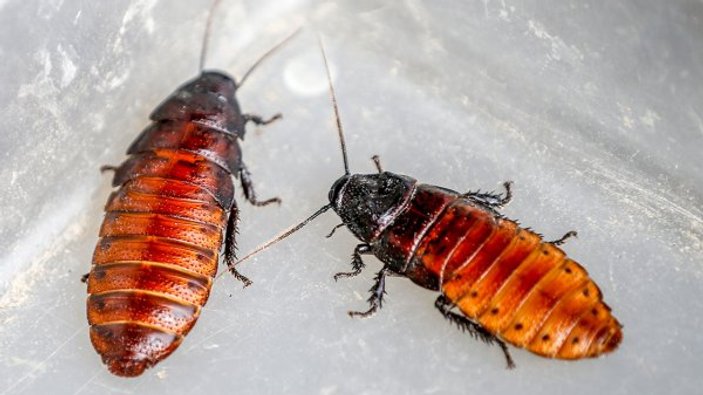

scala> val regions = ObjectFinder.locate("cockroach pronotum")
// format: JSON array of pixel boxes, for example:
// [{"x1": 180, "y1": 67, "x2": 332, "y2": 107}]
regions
[
  {"x1": 236, "y1": 40, "x2": 623, "y2": 368},
  {"x1": 84, "y1": 1, "x2": 297, "y2": 377}
]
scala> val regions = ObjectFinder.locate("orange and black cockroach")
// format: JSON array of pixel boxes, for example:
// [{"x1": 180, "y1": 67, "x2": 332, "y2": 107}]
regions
[
  {"x1": 236, "y1": 40, "x2": 623, "y2": 368},
  {"x1": 84, "y1": 0, "x2": 298, "y2": 377}
]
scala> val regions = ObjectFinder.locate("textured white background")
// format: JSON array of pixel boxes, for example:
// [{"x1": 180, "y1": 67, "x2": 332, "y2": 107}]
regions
[{"x1": 1, "y1": 0, "x2": 702, "y2": 394}]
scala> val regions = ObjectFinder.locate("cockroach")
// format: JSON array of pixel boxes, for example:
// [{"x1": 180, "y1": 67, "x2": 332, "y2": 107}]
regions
[
  {"x1": 84, "y1": 1, "x2": 297, "y2": 377},
  {"x1": 236, "y1": 40, "x2": 623, "y2": 368}
]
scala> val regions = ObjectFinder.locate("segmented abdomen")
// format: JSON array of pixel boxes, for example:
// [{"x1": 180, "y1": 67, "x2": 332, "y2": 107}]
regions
[
  {"x1": 87, "y1": 120, "x2": 237, "y2": 377},
  {"x1": 384, "y1": 185, "x2": 622, "y2": 359}
]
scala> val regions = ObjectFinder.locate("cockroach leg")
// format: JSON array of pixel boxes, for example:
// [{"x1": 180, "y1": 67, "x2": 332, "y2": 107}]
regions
[
  {"x1": 99, "y1": 165, "x2": 118, "y2": 173},
  {"x1": 239, "y1": 163, "x2": 281, "y2": 207},
  {"x1": 333, "y1": 243, "x2": 371, "y2": 281},
  {"x1": 550, "y1": 230, "x2": 578, "y2": 246},
  {"x1": 497, "y1": 339, "x2": 516, "y2": 369},
  {"x1": 224, "y1": 201, "x2": 252, "y2": 287},
  {"x1": 243, "y1": 113, "x2": 282, "y2": 126},
  {"x1": 371, "y1": 155, "x2": 383, "y2": 173},
  {"x1": 497, "y1": 181, "x2": 513, "y2": 207},
  {"x1": 81, "y1": 273, "x2": 90, "y2": 283},
  {"x1": 325, "y1": 223, "x2": 346, "y2": 238},
  {"x1": 434, "y1": 295, "x2": 488, "y2": 341},
  {"x1": 464, "y1": 181, "x2": 513, "y2": 209},
  {"x1": 348, "y1": 266, "x2": 389, "y2": 318},
  {"x1": 435, "y1": 295, "x2": 515, "y2": 369}
]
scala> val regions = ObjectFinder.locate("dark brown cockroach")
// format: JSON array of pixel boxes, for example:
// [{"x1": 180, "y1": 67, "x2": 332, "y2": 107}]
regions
[
  {"x1": 84, "y1": 1, "x2": 297, "y2": 377},
  {"x1": 236, "y1": 41, "x2": 623, "y2": 368}
]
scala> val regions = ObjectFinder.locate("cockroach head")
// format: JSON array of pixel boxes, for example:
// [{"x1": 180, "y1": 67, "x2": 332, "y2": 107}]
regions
[
  {"x1": 193, "y1": 70, "x2": 239, "y2": 95},
  {"x1": 150, "y1": 71, "x2": 246, "y2": 137},
  {"x1": 169, "y1": 71, "x2": 239, "y2": 101},
  {"x1": 329, "y1": 172, "x2": 415, "y2": 242}
]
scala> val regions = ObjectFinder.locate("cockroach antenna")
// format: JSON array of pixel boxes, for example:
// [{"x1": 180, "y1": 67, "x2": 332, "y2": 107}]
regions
[
  {"x1": 225, "y1": 204, "x2": 332, "y2": 272},
  {"x1": 318, "y1": 35, "x2": 350, "y2": 175},
  {"x1": 199, "y1": 0, "x2": 301, "y2": 83},
  {"x1": 199, "y1": 0, "x2": 223, "y2": 72},
  {"x1": 227, "y1": 35, "x2": 354, "y2": 269},
  {"x1": 238, "y1": 27, "x2": 303, "y2": 87}
]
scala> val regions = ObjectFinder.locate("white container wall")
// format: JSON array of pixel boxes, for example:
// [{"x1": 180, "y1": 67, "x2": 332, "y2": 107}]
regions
[{"x1": 1, "y1": 0, "x2": 702, "y2": 394}]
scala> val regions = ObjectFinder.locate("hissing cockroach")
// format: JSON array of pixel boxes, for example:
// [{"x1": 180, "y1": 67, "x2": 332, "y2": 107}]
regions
[
  {"x1": 84, "y1": 1, "x2": 297, "y2": 377},
  {"x1": 237, "y1": 41, "x2": 623, "y2": 368}
]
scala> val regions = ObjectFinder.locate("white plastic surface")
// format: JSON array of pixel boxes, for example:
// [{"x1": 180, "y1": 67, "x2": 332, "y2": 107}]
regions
[{"x1": 1, "y1": 0, "x2": 702, "y2": 394}]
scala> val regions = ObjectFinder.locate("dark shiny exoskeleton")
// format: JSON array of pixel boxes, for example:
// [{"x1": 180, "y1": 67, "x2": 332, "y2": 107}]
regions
[{"x1": 328, "y1": 168, "x2": 622, "y2": 367}]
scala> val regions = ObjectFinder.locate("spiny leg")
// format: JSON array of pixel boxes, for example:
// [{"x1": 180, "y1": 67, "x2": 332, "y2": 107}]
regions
[
  {"x1": 325, "y1": 223, "x2": 346, "y2": 238},
  {"x1": 434, "y1": 295, "x2": 515, "y2": 369},
  {"x1": 348, "y1": 267, "x2": 389, "y2": 318},
  {"x1": 497, "y1": 181, "x2": 513, "y2": 207},
  {"x1": 371, "y1": 155, "x2": 383, "y2": 173},
  {"x1": 333, "y1": 243, "x2": 371, "y2": 281},
  {"x1": 240, "y1": 111, "x2": 281, "y2": 205},
  {"x1": 243, "y1": 113, "x2": 282, "y2": 126},
  {"x1": 550, "y1": 230, "x2": 578, "y2": 246},
  {"x1": 239, "y1": 163, "x2": 281, "y2": 207},
  {"x1": 224, "y1": 201, "x2": 252, "y2": 287},
  {"x1": 464, "y1": 181, "x2": 513, "y2": 209},
  {"x1": 434, "y1": 296, "x2": 495, "y2": 343}
]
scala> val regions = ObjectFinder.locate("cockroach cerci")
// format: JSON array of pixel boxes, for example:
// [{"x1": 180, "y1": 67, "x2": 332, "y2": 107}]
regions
[
  {"x1": 84, "y1": 1, "x2": 297, "y2": 377},
  {"x1": 236, "y1": 40, "x2": 623, "y2": 368}
]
